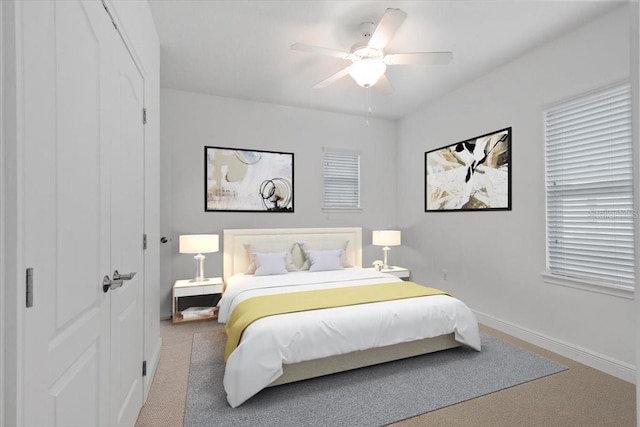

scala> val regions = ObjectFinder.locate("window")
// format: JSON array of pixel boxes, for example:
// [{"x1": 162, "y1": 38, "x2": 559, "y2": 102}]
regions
[
  {"x1": 323, "y1": 149, "x2": 360, "y2": 210},
  {"x1": 544, "y1": 83, "x2": 634, "y2": 292}
]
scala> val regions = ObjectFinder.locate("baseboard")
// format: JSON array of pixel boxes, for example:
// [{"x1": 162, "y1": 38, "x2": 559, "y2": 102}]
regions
[
  {"x1": 474, "y1": 310, "x2": 636, "y2": 384},
  {"x1": 143, "y1": 337, "x2": 162, "y2": 401}
]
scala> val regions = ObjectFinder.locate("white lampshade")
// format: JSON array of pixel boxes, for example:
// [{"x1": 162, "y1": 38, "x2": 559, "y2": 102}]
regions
[
  {"x1": 372, "y1": 230, "x2": 401, "y2": 247},
  {"x1": 179, "y1": 234, "x2": 219, "y2": 254},
  {"x1": 348, "y1": 59, "x2": 387, "y2": 88},
  {"x1": 373, "y1": 230, "x2": 401, "y2": 270},
  {"x1": 180, "y1": 234, "x2": 219, "y2": 282}
]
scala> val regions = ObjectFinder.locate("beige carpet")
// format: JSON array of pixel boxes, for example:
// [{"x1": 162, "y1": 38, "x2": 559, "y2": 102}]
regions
[{"x1": 136, "y1": 320, "x2": 635, "y2": 427}]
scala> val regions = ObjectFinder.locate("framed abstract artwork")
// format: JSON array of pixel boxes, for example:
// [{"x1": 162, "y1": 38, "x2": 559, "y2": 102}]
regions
[
  {"x1": 425, "y1": 127, "x2": 511, "y2": 212},
  {"x1": 205, "y1": 146, "x2": 294, "y2": 212}
]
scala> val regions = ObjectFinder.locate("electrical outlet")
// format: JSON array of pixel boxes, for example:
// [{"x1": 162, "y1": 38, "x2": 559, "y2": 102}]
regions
[{"x1": 443, "y1": 269, "x2": 448, "y2": 281}]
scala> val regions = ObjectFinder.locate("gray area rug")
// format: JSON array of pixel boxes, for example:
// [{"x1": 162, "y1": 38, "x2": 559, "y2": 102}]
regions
[{"x1": 184, "y1": 325, "x2": 567, "y2": 427}]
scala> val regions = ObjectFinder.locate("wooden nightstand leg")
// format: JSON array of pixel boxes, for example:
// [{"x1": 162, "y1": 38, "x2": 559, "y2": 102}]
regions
[{"x1": 172, "y1": 296, "x2": 176, "y2": 322}]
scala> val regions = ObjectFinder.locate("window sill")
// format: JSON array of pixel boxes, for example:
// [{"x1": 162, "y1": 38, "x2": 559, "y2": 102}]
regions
[
  {"x1": 322, "y1": 207, "x2": 362, "y2": 213},
  {"x1": 541, "y1": 271, "x2": 634, "y2": 300}
]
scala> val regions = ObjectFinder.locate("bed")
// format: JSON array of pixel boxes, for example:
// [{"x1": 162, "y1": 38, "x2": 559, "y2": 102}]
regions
[{"x1": 219, "y1": 227, "x2": 481, "y2": 408}]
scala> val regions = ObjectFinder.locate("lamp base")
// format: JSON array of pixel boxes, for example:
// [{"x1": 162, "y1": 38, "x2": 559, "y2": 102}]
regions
[
  {"x1": 382, "y1": 246, "x2": 390, "y2": 270},
  {"x1": 191, "y1": 253, "x2": 206, "y2": 282}
]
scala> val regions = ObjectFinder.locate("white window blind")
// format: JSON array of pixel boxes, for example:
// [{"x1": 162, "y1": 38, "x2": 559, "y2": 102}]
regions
[
  {"x1": 544, "y1": 83, "x2": 634, "y2": 287},
  {"x1": 323, "y1": 150, "x2": 360, "y2": 209}
]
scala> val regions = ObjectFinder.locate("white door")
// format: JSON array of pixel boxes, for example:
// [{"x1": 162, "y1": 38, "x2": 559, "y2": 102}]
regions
[
  {"x1": 21, "y1": 1, "x2": 145, "y2": 426},
  {"x1": 108, "y1": 28, "x2": 145, "y2": 427}
]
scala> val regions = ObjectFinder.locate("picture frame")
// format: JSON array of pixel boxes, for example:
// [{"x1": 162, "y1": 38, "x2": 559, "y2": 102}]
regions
[
  {"x1": 204, "y1": 146, "x2": 294, "y2": 212},
  {"x1": 425, "y1": 127, "x2": 511, "y2": 212}
]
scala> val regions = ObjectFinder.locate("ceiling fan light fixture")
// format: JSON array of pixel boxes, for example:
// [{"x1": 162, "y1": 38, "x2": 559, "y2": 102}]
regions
[
  {"x1": 351, "y1": 45, "x2": 383, "y2": 60},
  {"x1": 292, "y1": 8, "x2": 452, "y2": 93},
  {"x1": 348, "y1": 59, "x2": 387, "y2": 88}
]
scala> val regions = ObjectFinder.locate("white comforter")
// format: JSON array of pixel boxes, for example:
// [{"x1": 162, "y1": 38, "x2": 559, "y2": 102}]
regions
[{"x1": 218, "y1": 268, "x2": 481, "y2": 408}]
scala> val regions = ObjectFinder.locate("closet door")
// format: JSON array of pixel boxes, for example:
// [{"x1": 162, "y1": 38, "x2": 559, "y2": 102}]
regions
[
  {"x1": 21, "y1": 1, "x2": 145, "y2": 426},
  {"x1": 108, "y1": 24, "x2": 145, "y2": 427},
  {"x1": 22, "y1": 1, "x2": 112, "y2": 425}
]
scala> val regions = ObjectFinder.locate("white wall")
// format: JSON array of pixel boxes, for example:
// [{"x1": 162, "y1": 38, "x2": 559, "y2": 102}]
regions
[
  {"x1": 397, "y1": 6, "x2": 634, "y2": 379},
  {"x1": 160, "y1": 89, "x2": 397, "y2": 317},
  {"x1": 1, "y1": 3, "x2": 5, "y2": 423},
  {"x1": 1, "y1": 2, "x2": 20, "y2": 425},
  {"x1": 632, "y1": 0, "x2": 640, "y2": 420}
]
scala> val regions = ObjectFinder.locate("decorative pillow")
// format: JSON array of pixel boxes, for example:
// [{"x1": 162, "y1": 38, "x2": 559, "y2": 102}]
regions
[
  {"x1": 244, "y1": 243, "x2": 297, "y2": 274},
  {"x1": 253, "y1": 252, "x2": 288, "y2": 276},
  {"x1": 290, "y1": 242, "x2": 305, "y2": 270},
  {"x1": 305, "y1": 249, "x2": 344, "y2": 272},
  {"x1": 297, "y1": 241, "x2": 352, "y2": 270}
]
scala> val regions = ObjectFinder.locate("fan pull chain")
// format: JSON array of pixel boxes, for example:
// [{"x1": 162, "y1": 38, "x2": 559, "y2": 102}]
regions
[{"x1": 366, "y1": 86, "x2": 372, "y2": 127}]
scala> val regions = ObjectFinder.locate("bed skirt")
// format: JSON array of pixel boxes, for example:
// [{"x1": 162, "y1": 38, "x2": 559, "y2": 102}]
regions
[{"x1": 268, "y1": 333, "x2": 460, "y2": 387}]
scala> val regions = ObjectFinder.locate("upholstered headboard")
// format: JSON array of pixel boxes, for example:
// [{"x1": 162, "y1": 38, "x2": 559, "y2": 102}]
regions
[{"x1": 222, "y1": 227, "x2": 363, "y2": 283}]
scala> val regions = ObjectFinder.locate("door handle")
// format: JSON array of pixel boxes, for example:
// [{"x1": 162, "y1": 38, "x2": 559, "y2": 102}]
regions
[
  {"x1": 102, "y1": 270, "x2": 137, "y2": 292},
  {"x1": 103, "y1": 275, "x2": 123, "y2": 293},
  {"x1": 113, "y1": 270, "x2": 136, "y2": 281}
]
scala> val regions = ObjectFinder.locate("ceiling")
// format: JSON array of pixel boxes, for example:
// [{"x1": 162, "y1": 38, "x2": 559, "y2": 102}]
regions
[{"x1": 148, "y1": 1, "x2": 620, "y2": 120}]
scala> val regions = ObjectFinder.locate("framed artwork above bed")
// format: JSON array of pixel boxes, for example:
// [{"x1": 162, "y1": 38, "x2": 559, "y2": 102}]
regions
[
  {"x1": 425, "y1": 127, "x2": 512, "y2": 212},
  {"x1": 205, "y1": 146, "x2": 294, "y2": 212}
]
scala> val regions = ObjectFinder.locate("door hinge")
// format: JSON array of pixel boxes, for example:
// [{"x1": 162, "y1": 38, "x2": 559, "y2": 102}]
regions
[
  {"x1": 26, "y1": 268, "x2": 34, "y2": 308},
  {"x1": 142, "y1": 108, "x2": 147, "y2": 125},
  {"x1": 142, "y1": 360, "x2": 147, "y2": 377},
  {"x1": 143, "y1": 234, "x2": 148, "y2": 250}
]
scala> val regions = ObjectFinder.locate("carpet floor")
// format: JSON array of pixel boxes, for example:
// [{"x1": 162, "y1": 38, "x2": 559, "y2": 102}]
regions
[
  {"x1": 135, "y1": 321, "x2": 636, "y2": 427},
  {"x1": 183, "y1": 325, "x2": 566, "y2": 427}
]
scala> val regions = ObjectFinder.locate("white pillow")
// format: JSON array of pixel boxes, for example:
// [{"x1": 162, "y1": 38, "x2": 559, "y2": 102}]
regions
[
  {"x1": 305, "y1": 249, "x2": 344, "y2": 272},
  {"x1": 253, "y1": 252, "x2": 288, "y2": 276},
  {"x1": 244, "y1": 243, "x2": 297, "y2": 274},
  {"x1": 298, "y1": 241, "x2": 352, "y2": 270}
]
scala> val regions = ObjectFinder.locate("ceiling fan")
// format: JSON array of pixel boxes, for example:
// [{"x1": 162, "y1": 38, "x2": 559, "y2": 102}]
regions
[{"x1": 291, "y1": 8, "x2": 453, "y2": 91}]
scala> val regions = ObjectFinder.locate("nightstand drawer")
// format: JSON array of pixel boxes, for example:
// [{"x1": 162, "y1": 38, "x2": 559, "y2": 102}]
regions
[
  {"x1": 365, "y1": 266, "x2": 411, "y2": 280},
  {"x1": 174, "y1": 283, "x2": 222, "y2": 297},
  {"x1": 385, "y1": 267, "x2": 410, "y2": 279}
]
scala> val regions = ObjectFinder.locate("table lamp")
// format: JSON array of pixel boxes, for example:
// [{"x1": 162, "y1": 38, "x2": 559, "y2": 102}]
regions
[
  {"x1": 179, "y1": 234, "x2": 219, "y2": 282},
  {"x1": 372, "y1": 230, "x2": 401, "y2": 269}
]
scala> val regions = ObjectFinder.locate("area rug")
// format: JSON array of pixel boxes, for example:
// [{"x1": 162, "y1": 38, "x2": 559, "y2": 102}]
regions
[{"x1": 184, "y1": 326, "x2": 567, "y2": 427}]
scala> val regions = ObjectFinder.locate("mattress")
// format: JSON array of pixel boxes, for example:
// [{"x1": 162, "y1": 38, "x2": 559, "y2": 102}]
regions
[{"x1": 218, "y1": 267, "x2": 481, "y2": 407}]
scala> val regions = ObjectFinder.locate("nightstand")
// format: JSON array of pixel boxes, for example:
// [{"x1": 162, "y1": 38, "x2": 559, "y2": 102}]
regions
[
  {"x1": 366, "y1": 266, "x2": 411, "y2": 280},
  {"x1": 172, "y1": 277, "x2": 223, "y2": 324}
]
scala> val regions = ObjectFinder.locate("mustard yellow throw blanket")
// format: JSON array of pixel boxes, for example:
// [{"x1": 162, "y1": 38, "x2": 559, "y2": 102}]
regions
[{"x1": 223, "y1": 281, "x2": 449, "y2": 361}]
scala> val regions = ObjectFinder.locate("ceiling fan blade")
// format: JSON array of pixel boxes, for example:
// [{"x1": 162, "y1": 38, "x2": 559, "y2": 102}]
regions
[
  {"x1": 368, "y1": 8, "x2": 407, "y2": 50},
  {"x1": 291, "y1": 43, "x2": 352, "y2": 60},
  {"x1": 312, "y1": 66, "x2": 351, "y2": 89},
  {"x1": 384, "y1": 52, "x2": 453, "y2": 66},
  {"x1": 374, "y1": 74, "x2": 394, "y2": 95}
]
